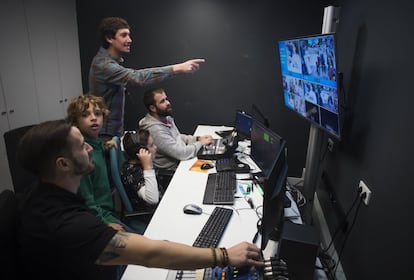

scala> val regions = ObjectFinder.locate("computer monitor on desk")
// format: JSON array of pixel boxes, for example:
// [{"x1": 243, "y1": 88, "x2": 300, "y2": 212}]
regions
[
  {"x1": 215, "y1": 110, "x2": 252, "y2": 140},
  {"x1": 260, "y1": 141, "x2": 288, "y2": 251},
  {"x1": 234, "y1": 110, "x2": 252, "y2": 140},
  {"x1": 248, "y1": 120, "x2": 288, "y2": 250},
  {"x1": 250, "y1": 120, "x2": 285, "y2": 180}
]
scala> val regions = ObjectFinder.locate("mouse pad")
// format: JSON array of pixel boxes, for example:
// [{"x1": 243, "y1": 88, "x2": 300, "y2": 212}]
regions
[{"x1": 189, "y1": 160, "x2": 215, "y2": 173}]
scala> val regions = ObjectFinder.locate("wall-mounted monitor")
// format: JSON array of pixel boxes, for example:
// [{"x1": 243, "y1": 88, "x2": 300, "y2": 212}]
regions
[{"x1": 278, "y1": 33, "x2": 340, "y2": 138}]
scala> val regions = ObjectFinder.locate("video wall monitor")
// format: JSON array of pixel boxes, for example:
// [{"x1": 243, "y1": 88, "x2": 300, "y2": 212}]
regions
[
  {"x1": 250, "y1": 120, "x2": 285, "y2": 180},
  {"x1": 278, "y1": 33, "x2": 340, "y2": 138}
]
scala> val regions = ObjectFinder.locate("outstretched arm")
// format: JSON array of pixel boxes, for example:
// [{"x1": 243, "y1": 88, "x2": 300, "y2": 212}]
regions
[
  {"x1": 172, "y1": 59, "x2": 206, "y2": 74},
  {"x1": 96, "y1": 231, "x2": 263, "y2": 270}
]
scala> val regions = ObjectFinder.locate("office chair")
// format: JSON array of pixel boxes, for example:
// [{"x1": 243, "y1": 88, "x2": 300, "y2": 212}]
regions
[
  {"x1": 4, "y1": 124, "x2": 38, "y2": 194},
  {"x1": 108, "y1": 136, "x2": 154, "y2": 234},
  {"x1": 0, "y1": 189, "x2": 19, "y2": 279}
]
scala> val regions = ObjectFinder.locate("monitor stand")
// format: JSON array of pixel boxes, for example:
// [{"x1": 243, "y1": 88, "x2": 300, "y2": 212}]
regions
[{"x1": 300, "y1": 6, "x2": 341, "y2": 224}]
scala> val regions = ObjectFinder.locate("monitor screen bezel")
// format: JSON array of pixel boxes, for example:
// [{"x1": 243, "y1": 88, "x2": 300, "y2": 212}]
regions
[
  {"x1": 250, "y1": 120, "x2": 285, "y2": 180},
  {"x1": 260, "y1": 140, "x2": 288, "y2": 250},
  {"x1": 278, "y1": 32, "x2": 341, "y2": 139},
  {"x1": 234, "y1": 110, "x2": 252, "y2": 139}
]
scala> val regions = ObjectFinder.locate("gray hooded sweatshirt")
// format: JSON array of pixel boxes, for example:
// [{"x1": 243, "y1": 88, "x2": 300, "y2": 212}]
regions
[{"x1": 139, "y1": 113, "x2": 203, "y2": 171}]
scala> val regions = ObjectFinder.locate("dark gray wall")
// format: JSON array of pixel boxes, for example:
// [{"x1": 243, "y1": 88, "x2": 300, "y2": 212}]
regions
[
  {"x1": 76, "y1": 0, "x2": 414, "y2": 279},
  {"x1": 76, "y1": 0, "x2": 329, "y2": 177},
  {"x1": 316, "y1": 0, "x2": 414, "y2": 279}
]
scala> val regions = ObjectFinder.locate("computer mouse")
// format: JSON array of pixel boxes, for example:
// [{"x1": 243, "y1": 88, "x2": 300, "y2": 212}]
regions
[
  {"x1": 200, "y1": 163, "x2": 214, "y2": 170},
  {"x1": 183, "y1": 204, "x2": 203, "y2": 215}
]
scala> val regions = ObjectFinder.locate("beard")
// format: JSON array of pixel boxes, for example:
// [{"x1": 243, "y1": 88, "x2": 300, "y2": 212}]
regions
[
  {"x1": 72, "y1": 155, "x2": 95, "y2": 176},
  {"x1": 156, "y1": 106, "x2": 173, "y2": 117}
]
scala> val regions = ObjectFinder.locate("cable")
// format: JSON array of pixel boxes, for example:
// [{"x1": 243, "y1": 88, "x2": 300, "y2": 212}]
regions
[
  {"x1": 286, "y1": 180, "x2": 306, "y2": 207},
  {"x1": 252, "y1": 218, "x2": 262, "y2": 244},
  {"x1": 318, "y1": 133, "x2": 330, "y2": 163},
  {"x1": 334, "y1": 196, "x2": 364, "y2": 275},
  {"x1": 338, "y1": 72, "x2": 348, "y2": 110},
  {"x1": 318, "y1": 251, "x2": 337, "y2": 280},
  {"x1": 321, "y1": 187, "x2": 361, "y2": 253}
]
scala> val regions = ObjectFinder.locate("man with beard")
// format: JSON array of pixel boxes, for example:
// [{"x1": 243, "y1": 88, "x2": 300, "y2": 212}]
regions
[
  {"x1": 89, "y1": 17, "x2": 205, "y2": 138},
  {"x1": 139, "y1": 88, "x2": 213, "y2": 174},
  {"x1": 16, "y1": 120, "x2": 263, "y2": 280}
]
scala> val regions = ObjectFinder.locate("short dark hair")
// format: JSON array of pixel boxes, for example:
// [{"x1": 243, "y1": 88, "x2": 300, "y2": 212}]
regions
[
  {"x1": 17, "y1": 120, "x2": 72, "y2": 178},
  {"x1": 98, "y1": 17, "x2": 130, "y2": 49},
  {"x1": 123, "y1": 129, "x2": 150, "y2": 160},
  {"x1": 143, "y1": 87, "x2": 165, "y2": 111}
]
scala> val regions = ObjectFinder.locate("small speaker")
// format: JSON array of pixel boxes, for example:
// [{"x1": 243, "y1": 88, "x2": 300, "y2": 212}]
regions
[{"x1": 277, "y1": 221, "x2": 320, "y2": 280}]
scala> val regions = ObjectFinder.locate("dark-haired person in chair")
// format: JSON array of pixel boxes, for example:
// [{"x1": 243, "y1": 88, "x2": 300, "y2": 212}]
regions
[
  {"x1": 65, "y1": 95, "x2": 129, "y2": 232},
  {"x1": 139, "y1": 88, "x2": 213, "y2": 172},
  {"x1": 121, "y1": 129, "x2": 163, "y2": 211},
  {"x1": 16, "y1": 119, "x2": 263, "y2": 279}
]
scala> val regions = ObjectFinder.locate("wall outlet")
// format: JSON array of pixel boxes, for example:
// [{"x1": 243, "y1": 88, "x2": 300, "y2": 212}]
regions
[
  {"x1": 327, "y1": 138, "x2": 334, "y2": 152},
  {"x1": 359, "y1": 180, "x2": 372, "y2": 205}
]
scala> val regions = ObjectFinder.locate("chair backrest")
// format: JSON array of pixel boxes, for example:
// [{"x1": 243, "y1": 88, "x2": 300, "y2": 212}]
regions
[
  {"x1": 109, "y1": 136, "x2": 134, "y2": 212},
  {"x1": 4, "y1": 124, "x2": 38, "y2": 194},
  {"x1": 0, "y1": 189, "x2": 19, "y2": 279}
]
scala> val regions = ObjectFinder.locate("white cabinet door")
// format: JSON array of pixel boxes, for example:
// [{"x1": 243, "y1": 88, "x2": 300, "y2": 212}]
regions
[
  {"x1": 0, "y1": 0, "x2": 40, "y2": 129},
  {"x1": 0, "y1": 77, "x2": 13, "y2": 192},
  {"x1": 0, "y1": 0, "x2": 39, "y2": 192},
  {"x1": 54, "y1": 0, "x2": 83, "y2": 112},
  {"x1": 25, "y1": 0, "x2": 82, "y2": 121},
  {"x1": 0, "y1": 0, "x2": 81, "y2": 192}
]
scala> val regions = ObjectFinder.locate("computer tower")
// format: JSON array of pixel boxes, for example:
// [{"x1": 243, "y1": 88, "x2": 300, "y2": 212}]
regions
[{"x1": 277, "y1": 221, "x2": 320, "y2": 280}]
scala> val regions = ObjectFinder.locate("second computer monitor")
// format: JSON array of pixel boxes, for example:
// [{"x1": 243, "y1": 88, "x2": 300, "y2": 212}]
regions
[
  {"x1": 234, "y1": 110, "x2": 252, "y2": 140},
  {"x1": 250, "y1": 120, "x2": 285, "y2": 180},
  {"x1": 260, "y1": 141, "x2": 288, "y2": 250}
]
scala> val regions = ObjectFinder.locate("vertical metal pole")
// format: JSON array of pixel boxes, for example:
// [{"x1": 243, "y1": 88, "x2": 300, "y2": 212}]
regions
[{"x1": 301, "y1": 6, "x2": 340, "y2": 224}]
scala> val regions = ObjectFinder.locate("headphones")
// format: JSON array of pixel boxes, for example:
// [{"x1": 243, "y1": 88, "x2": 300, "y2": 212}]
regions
[
  {"x1": 124, "y1": 131, "x2": 148, "y2": 160},
  {"x1": 136, "y1": 145, "x2": 148, "y2": 153}
]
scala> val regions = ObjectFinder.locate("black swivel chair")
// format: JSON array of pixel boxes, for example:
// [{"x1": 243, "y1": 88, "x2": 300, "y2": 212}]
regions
[
  {"x1": 3, "y1": 124, "x2": 38, "y2": 194},
  {"x1": 0, "y1": 189, "x2": 19, "y2": 280},
  {"x1": 108, "y1": 136, "x2": 155, "y2": 234}
]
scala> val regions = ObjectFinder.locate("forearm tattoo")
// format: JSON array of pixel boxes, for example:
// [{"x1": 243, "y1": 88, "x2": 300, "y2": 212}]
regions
[{"x1": 96, "y1": 231, "x2": 129, "y2": 264}]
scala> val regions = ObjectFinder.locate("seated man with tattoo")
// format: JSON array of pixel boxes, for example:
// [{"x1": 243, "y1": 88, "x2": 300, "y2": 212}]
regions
[{"x1": 16, "y1": 119, "x2": 263, "y2": 280}]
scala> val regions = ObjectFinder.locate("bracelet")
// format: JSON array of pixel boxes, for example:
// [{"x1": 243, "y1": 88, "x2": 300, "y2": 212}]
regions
[
  {"x1": 210, "y1": 247, "x2": 217, "y2": 267},
  {"x1": 220, "y1": 247, "x2": 229, "y2": 267}
]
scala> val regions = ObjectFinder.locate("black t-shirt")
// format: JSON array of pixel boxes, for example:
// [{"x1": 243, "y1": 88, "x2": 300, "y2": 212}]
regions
[{"x1": 17, "y1": 182, "x2": 119, "y2": 280}]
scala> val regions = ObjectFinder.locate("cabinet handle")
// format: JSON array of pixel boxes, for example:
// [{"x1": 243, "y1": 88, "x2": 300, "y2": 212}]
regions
[
  {"x1": 1, "y1": 111, "x2": 6, "y2": 115},
  {"x1": 59, "y1": 100, "x2": 63, "y2": 103},
  {"x1": 9, "y1": 109, "x2": 14, "y2": 113},
  {"x1": 64, "y1": 98, "x2": 68, "y2": 102}
]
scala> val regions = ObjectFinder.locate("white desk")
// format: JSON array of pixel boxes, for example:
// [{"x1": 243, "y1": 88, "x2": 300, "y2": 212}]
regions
[{"x1": 121, "y1": 125, "x2": 303, "y2": 280}]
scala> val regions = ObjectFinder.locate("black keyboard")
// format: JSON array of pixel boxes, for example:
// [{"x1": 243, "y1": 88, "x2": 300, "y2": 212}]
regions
[
  {"x1": 216, "y1": 157, "x2": 251, "y2": 173},
  {"x1": 202, "y1": 171, "x2": 236, "y2": 205},
  {"x1": 193, "y1": 207, "x2": 233, "y2": 248},
  {"x1": 166, "y1": 207, "x2": 233, "y2": 280}
]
